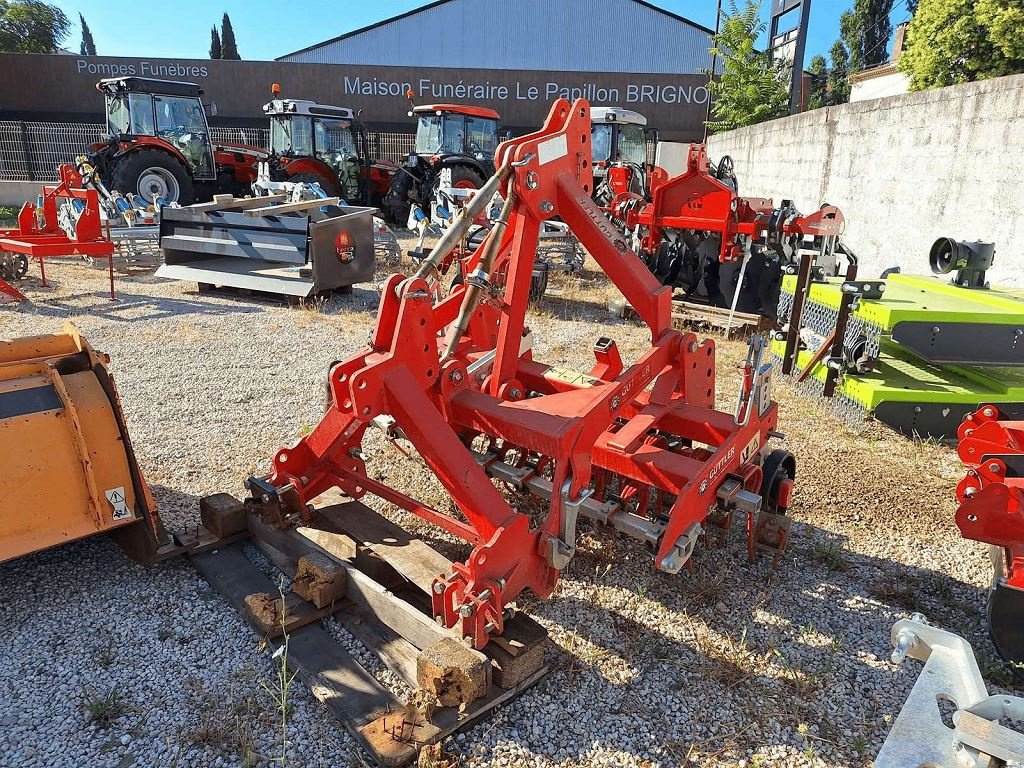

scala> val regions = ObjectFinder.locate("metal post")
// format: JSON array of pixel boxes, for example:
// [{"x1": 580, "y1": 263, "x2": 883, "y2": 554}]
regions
[
  {"x1": 18, "y1": 121, "x2": 36, "y2": 182},
  {"x1": 769, "y1": 0, "x2": 813, "y2": 115},
  {"x1": 703, "y1": 0, "x2": 724, "y2": 142}
]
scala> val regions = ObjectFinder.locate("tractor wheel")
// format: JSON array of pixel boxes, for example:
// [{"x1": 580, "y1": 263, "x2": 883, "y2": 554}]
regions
[
  {"x1": 760, "y1": 449, "x2": 796, "y2": 514},
  {"x1": 448, "y1": 165, "x2": 485, "y2": 191},
  {"x1": 529, "y1": 266, "x2": 549, "y2": 303},
  {"x1": 111, "y1": 149, "x2": 193, "y2": 205},
  {"x1": 428, "y1": 165, "x2": 485, "y2": 211},
  {"x1": 288, "y1": 172, "x2": 341, "y2": 198},
  {"x1": 987, "y1": 547, "x2": 1024, "y2": 680}
]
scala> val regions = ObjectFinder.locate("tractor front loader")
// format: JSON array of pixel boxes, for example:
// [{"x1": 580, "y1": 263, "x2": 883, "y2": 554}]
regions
[
  {"x1": 245, "y1": 99, "x2": 795, "y2": 650},
  {"x1": 0, "y1": 324, "x2": 176, "y2": 564}
]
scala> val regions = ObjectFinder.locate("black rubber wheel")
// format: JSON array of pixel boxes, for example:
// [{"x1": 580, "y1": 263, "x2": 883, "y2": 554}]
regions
[
  {"x1": 111, "y1": 149, "x2": 194, "y2": 205},
  {"x1": 288, "y1": 171, "x2": 341, "y2": 198},
  {"x1": 987, "y1": 548, "x2": 1024, "y2": 680},
  {"x1": 529, "y1": 266, "x2": 549, "y2": 303},
  {"x1": 760, "y1": 449, "x2": 796, "y2": 514},
  {"x1": 449, "y1": 269, "x2": 465, "y2": 294},
  {"x1": 428, "y1": 165, "x2": 485, "y2": 215}
]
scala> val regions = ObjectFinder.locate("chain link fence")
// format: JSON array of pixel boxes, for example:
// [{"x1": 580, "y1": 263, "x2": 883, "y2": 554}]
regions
[{"x1": 0, "y1": 120, "x2": 420, "y2": 182}]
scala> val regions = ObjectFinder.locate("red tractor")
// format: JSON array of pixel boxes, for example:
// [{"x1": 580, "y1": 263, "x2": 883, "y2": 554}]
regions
[
  {"x1": 88, "y1": 77, "x2": 266, "y2": 205},
  {"x1": 262, "y1": 87, "x2": 395, "y2": 205},
  {"x1": 383, "y1": 101, "x2": 501, "y2": 225}
]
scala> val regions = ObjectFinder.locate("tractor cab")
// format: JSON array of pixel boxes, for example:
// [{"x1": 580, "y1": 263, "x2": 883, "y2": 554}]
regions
[
  {"x1": 590, "y1": 107, "x2": 651, "y2": 206},
  {"x1": 411, "y1": 105, "x2": 500, "y2": 164},
  {"x1": 590, "y1": 107, "x2": 649, "y2": 169},
  {"x1": 263, "y1": 94, "x2": 376, "y2": 202},
  {"x1": 99, "y1": 77, "x2": 216, "y2": 180}
]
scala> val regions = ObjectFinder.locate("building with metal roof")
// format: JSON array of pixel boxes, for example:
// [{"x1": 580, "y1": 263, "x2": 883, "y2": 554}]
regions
[
  {"x1": 275, "y1": 0, "x2": 715, "y2": 138},
  {"x1": 278, "y1": 0, "x2": 715, "y2": 75}
]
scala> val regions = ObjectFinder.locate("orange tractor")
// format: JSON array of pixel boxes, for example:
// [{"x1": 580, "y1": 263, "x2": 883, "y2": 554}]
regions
[
  {"x1": 88, "y1": 78, "x2": 395, "y2": 207},
  {"x1": 262, "y1": 85, "x2": 396, "y2": 205},
  {"x1": 88, "y1": 77, "x2": 267, "y2": 205},
  {"x1": 383, "y1": 101, "x2": 501, "y2": 225}
]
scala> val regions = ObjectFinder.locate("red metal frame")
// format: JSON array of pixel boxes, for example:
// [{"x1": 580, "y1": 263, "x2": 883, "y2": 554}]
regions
[
  {"x1": 955, "y1": 404, "x2": 1024, "y2": 589},
  {"x1": 0, "y1": 164, "x2": 116, "y2": 300},
  {"x1": 611, "y1": 144, "x2": 845, "y2": 263},
  {"x1": 260, "y1": 100, "x2": 789, "y2": 648},
  {"x1": 0, "y1": 277, "x2": 26, "y2": 302}
]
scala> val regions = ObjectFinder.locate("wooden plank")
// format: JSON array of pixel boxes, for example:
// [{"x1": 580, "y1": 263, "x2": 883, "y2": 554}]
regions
[
  {"x1": 311, "y1": 496, "x2": 550, "y2": 662},
  {"x1": 432, "y1": 665, "x2": 549, "y2": 735},
  {"x1": 314, "y1": 495, "x2": 450, "y2": 594},
  {"x1": 243, "y1": 197, "x2": 340, "y2": 217},
  {"x1": 335, "y1": 604, "x2": 420, "y2": 687},
  {"x1": 190, "y1": 545, "x2": 403, "y2": 736},
  {"x1": 247, "y1": 513, "x2": 481, "y2": 659},
  {"x1": 274, "y1": 628, "x2": 416, "y2": 767},
  {"x1": 189, "y1": 544, "x2": 335, "y2": 637},
  {"x1": 187, "y1": 193, "x2": 287, "y2": 213}
]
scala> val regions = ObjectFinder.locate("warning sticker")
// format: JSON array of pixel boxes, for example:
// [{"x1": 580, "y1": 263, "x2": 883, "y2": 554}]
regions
[{"x1": 105, "y1": 487, "x2": 131, "y2": 520}]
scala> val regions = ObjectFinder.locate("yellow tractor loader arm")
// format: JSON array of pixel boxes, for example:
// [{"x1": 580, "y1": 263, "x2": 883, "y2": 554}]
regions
[{"x1": 0, "y1": 323, "x2": 173, "y2": 564}]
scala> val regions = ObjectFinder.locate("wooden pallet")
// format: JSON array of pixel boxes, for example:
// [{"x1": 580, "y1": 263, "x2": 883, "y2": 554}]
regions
[
  {"x1": 191, "y1": 493, "x2": 550, "y2": 766},
  {"x1": 619, "y1": 297, "x2": 771, "y2": 333}
]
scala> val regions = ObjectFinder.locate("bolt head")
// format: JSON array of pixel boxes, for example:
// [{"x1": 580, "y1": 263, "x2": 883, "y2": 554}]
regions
[
  {"x1": 983, "y1": 407, "x2": 995, "y2": 417},
  {"x1": 459, "y1": 605, "x2": 473, "y2": 618},
  {"x1": 433, "y1": 581, "x2": 445, "y2": 594},
  {"x1": 989, "y1": 462, "x2": 1000, "y2": 472}
]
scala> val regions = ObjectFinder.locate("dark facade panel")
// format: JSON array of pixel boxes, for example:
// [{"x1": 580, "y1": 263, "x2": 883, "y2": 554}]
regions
[{"x1": 0, "y1": 54, "x2": 711, "y2": 140}]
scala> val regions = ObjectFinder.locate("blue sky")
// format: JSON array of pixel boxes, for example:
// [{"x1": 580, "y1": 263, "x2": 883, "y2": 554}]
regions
[{"x1": 55, "y1": 0, "x2": 911, "y2": 64}]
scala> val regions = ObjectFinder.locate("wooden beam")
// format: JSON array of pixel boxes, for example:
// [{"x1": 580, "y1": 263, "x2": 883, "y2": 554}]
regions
[
  {"x1": 247, "y1": 513, "x2": 485, "y2": 661},
  {"x1": 243, "y1": 197, "x2": 340, "y2": 217},
  {"x1": 191, "y1": 545, "x2": 406, "y2": 755},
  {"x1": 187, "y1": 194, "x2": 287, "y2": 213}
]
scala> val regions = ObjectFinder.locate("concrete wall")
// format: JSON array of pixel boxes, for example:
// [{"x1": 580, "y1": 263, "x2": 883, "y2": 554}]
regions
[
  {"x1": 0, "y1": 181, "x2": 41, "y2": 208},
  {"x1": 706, "y1": 74, "x2": 1024, "y2": 286}
]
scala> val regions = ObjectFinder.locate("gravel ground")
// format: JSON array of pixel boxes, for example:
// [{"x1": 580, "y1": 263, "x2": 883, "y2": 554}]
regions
[{"x1": 0, "y1": 251, "x2": 1020, "y2": 768}]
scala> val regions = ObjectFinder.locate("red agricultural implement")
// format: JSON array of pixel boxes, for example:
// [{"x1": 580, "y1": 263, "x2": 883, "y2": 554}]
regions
[
  {"x1": 610, "y1": 144, "x2": 845, "y2": 320},
  {"x1": 956, "y1": 404, "x2": 1024, "y2": 675},
  {"x1": 0, "y1": 163, "x2": 116, "y2": 301},
  {"x1": 245, "y1": 99, "x2": 796, "y2": 650}
]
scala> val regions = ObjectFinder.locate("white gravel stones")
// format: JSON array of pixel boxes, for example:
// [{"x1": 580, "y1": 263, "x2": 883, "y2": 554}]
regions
[{"x1": 0, "y1": 258, "x2": 1019, "y2": 767}]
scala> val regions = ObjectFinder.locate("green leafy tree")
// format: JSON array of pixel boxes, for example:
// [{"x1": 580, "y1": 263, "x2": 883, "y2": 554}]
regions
[
  {"x1": 807, "y1": 54, "x2": 829, "y2": 109},
  {"x1": 859, "y1": 0, "x2": 894, "y2": 68},
  {"x1": 839, "y1": 10, "x2": 863, "y2": 72},
  {"x1": 828, "y1": 41, "x2": 852, "y2": 103},
  {"x1": 977, "y1": 0, "x2": 1024, "y2": 63},
  {"x1": 78, "y1": 13, "x2": 95, "y2": 55},
  {"x1": 837, "y1": 0, "x2": 894, "y2": 74},
  {"x1": 704, "y1": 0, "x2": 790, "y2": 133},
  {"x1": 0, "y1": 0, "x2": 70, "y2": 53},
  {"x1": 209, "y1": 25, "x2": 221, "y2": 59},
  {"x1": 220, "y1": 12, "x2": 239, "y2": 60},
  {"x1": 900, "y1": 0, "x2": 1022, "y2": 89}
]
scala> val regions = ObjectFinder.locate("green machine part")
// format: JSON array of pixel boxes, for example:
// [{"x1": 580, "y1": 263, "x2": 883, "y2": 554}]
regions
[
  {"x1": 778, "y1": 273, "x2": 1024, "y2": 366},
  {"x1": 771, "y1": 337, "x2": 1024, "y2": 440}
]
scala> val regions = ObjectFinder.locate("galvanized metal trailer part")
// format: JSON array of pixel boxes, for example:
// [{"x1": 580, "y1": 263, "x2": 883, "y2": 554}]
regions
[
  {"x1": 877, "y1": 615, "x2": 1024, "y2": 768},
  {"x1": 157, "y1": 196, "x2": 377, "y2": 299}
]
